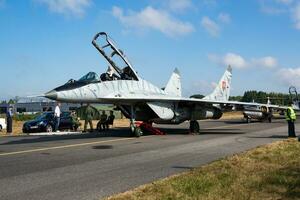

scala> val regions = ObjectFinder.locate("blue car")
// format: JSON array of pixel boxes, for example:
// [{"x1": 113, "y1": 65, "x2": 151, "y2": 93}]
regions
[{"x1": 22, "y1": 111, "x2": 80, "y2": 133}]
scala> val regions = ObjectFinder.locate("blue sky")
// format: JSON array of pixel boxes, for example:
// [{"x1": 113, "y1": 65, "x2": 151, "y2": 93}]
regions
[{"x1": 1, "y1": 0, "x2": 300, "y2": 100}]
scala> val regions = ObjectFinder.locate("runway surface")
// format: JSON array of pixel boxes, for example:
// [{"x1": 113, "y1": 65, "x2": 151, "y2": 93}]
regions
[{"x1": 0, "y1": 119, "x2": 297, "y2": 200}]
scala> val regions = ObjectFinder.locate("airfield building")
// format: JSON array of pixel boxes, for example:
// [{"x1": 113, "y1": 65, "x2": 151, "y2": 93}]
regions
[{"x1": 0, "y1": 98, "x2": 81, "y2": 114}]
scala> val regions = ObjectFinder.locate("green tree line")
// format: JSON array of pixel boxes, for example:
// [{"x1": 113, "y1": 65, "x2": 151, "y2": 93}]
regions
[
  {"x1": 192, "y1": 90, "x2": 295, "y2": 106},
  {"x1": 232, "y1": 91, "x2": 293, "y2": 105}
]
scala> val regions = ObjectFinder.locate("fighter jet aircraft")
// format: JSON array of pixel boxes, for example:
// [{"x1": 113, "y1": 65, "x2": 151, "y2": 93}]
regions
[
  {"x1": 241, "y1": 87, "x2": 300, "y2": 123},
  {"x1": 43, "y1": 32, "x2": 293, "y2": 136}
]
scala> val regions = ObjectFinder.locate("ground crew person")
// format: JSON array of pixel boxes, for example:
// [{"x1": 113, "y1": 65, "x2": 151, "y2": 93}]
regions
[
  {"x1": 6, "y1": 107, "x2": 13, "y2": 134},
  {"x1": 70, "y1": 111, "x2": 78, "y2": 131},
  {"x1": 105, "y1": 111, "x2": 115, "y2": 130},
  {"x1": 84, "y1": 103, "x2": 94, "y2": 132},
  {"x1": 97, "y1": 111, "x2": 107, "y2": 131},
  {"x1": 286, "y1": 102, "x2": 296, "y2": 137}
]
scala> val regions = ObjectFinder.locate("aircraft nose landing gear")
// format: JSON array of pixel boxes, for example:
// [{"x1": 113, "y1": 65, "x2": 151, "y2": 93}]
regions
[{"x1": 190, "y1": 120, "x2": 200, "y2": 134}]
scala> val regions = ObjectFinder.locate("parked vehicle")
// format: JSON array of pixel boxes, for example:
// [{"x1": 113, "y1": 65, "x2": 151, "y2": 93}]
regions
[
  {"x1": 0, "y1": 118, "x2": 6, "y2": 131},
  {"x1": 22, "y1": 111, "x2": 81, "y2": 133}
]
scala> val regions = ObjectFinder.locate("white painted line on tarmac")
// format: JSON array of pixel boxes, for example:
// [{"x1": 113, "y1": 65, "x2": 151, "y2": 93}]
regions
[{"x1": 0, "y1": 137, "x2": 153, "y2": 157}]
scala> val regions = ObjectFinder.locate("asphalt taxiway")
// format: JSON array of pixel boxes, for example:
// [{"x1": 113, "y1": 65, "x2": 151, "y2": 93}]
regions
[{"x1": 0, "y1": 118, "x2": 296, "y2": 200}]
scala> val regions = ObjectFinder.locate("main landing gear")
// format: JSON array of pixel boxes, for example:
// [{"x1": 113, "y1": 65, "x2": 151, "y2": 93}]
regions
[
  {"x1": 129, "y1": 105, "x2": 143, "y2": 137},
  {"x1": 189, "y1": 120, "x2": 200, "y2": 134},
  {"x1": 130, "y1": 122, "x2": 143, "y2": 137}
]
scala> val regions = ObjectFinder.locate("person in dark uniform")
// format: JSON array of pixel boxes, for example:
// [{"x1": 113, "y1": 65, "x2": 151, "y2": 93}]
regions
[
  {"x1": 97, "y1": 111, "x2": 107, "y2": 131},
  {"x1": 6, "y1": 107, "x2": 13, "y2": 134},
  {"x1": 105, "y1": 111, "x2": 115, "y2": 130},
  {"x1": 286, "y1": 102, "x2": 297, "y2": 138},
  {"x1": 84, "y1": 103, "x2": 94, "y2": 132}
]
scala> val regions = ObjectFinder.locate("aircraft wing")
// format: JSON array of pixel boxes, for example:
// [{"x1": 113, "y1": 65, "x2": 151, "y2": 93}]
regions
[{"x1": 98, "y1": 95, "x2": 287, "y2": 109}]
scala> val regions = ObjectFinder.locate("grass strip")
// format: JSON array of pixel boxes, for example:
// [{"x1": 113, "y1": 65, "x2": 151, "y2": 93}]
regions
[{"x1": 104, "y1": 139, "x2": 300, "y2": 200}]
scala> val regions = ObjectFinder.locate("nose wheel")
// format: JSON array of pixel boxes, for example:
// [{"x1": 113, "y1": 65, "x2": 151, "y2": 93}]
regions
[{"x1": 189, "y1": 120, "x2": 200, "y2": 134}]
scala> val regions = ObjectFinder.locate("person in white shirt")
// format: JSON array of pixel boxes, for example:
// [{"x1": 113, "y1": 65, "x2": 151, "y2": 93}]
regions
[{"x1": 54, "y1": 102, "x2": 61, "y2": 132}]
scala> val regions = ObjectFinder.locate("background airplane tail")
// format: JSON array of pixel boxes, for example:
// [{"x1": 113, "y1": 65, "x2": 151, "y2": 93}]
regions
[
  {"x1": 164, "y1": 68, "x2": 182, "y2": 97},
  {"x1": 203, "y1": 65, "x2": 232, "y2": 101},
  {"x1": 289, "y1": 86, "x2": 300, "y2": 110}
]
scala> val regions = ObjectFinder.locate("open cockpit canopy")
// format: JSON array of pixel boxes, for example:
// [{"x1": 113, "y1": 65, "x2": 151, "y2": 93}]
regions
[{"x1": 92, "y1": 32, "x2": 139, "y2": 81}]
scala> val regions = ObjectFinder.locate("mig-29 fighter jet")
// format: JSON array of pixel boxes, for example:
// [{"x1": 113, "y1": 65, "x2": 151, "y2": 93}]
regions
[
  {"x1": 241, "y1": 86, "x2": 300, "y2": 123},
  {"x1": 43, "y1": 32, "x2": 290, "y2": 136}
]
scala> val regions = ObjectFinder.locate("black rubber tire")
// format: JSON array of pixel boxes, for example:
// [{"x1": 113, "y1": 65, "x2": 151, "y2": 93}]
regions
[
  {"x1": 74, "y1": 125, "x2": 78, "y2": 131},
  {"x1": 129, "y1": 123, "x2": 135, "y2": 136},
  {"x1": 190, "y1": 120, "x2": 200, "y2": 134},
  {"x1": 268, "y1": 117, "x2": 272, "y2": 123},
  {"x1": 246, "y1": 117, "x2": 251, "y2": 123},
  {"x1": 0, "y1": 125, "x2": 2, "y2": 132},
  {"x1": 134, "y1": 127, "x2": 143, "y2": 137},
  {"x1": 46, "y1": 125, "x2": 53, "y2": 132}
]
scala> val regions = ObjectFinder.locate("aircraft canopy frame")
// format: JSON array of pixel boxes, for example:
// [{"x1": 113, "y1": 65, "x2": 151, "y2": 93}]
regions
[{"x1": 92, "y1": 32, "x2": 139, "y2": 81}]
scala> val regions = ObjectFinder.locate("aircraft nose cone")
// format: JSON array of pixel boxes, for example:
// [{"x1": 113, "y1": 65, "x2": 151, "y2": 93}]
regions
[{"x1": 45, "y1": 90, "x2": 58, "y2": 100}]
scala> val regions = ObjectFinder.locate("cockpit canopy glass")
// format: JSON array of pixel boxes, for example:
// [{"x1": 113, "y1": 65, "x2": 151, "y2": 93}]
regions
[{"x1": 78, "y1": 72, "x2": 100, "y2": 83}]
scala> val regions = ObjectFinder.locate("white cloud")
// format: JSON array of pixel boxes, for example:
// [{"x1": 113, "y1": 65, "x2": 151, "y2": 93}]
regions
[
  {"x1": 277, "y1": 67, "x2": 300, "y2": 87},
  {"x1": 292, "y1": 2, "x2": 300, "y2": 29},
  {"x1": 223, "y1": 53, "x2": 247, "y2": 69},
  {"x1": 201, "y1": 13, "x2": 231, "y2": 37},
  {"x1": 208, "y1": 53, "x2": 247, "y2": 69},
  {"x1": 201, "y1": 16, "x2": 220, "y2": 37},
  {"x1": 36, "y1": 0, "x2": 91, "y2": 17},
  {"x1": 252, "y1": 56, "x2": 278, "y2": 68},
  {"x1": 259, "y1": 0, "x2": 300, "y2": 30},
  {"x1": 208, "y1": 53, "x2": 278, "y2": 69},
  {"x1": 218, "y1": 13, "x2": 231, "y2": 24},
  {"x1": 168, "y1": 0, "x2": 193, "y2": 13},
  {"x1": 276, "y1": 0, "x2": 293, "y2": 5},
  {"x1": 259, "y1": 0, "x2": 289, "y2": 14},
  {"x1": 112, "y1": 6, "x2": 195, "y2": 37}
]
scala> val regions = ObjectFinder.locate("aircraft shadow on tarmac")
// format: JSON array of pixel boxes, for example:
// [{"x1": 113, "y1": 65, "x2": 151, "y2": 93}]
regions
[
  {"x1": 247, "y1": 135, "x2": 289, "y2": 139},
  {"x1": 172, "y1": 165, "x2": 194, "y2": 170},
  {"x1": 200, "y1": 129, "x2": 245, "y2": 134},
  {"x1": 0, "y1": 127, "x2": 245, "y2": 145},
  {"x1": 223, "y1": 120, "x2": 285, "y2": 125},
  {"x1": 92, "y1": 145, "x2": 113, "y2": 149},
  {"x1": 159, "y1": 128, "x2": 245, "y2": 135}
]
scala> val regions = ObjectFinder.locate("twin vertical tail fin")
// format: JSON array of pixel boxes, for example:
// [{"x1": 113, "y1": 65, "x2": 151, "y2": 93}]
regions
[
  {"x1": 204, "y1": 65, "x2": 232, "y2": 101},
  {"x1": 164, "y1": 68, "x2": 182, "y2": 97}
]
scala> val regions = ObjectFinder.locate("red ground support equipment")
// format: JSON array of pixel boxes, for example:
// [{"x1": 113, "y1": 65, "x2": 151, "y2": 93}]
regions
[{"x1": 135, "y1": 121, "x2": 165, "y2": 135}]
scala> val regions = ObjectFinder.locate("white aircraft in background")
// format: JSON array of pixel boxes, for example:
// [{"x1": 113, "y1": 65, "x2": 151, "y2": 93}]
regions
[
  {"x1": 43, "y1": 32, "x2": 295, "y2": 136},
  {"x1": 241, "y1": 87, "x2": 300, "y2": 123}
]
